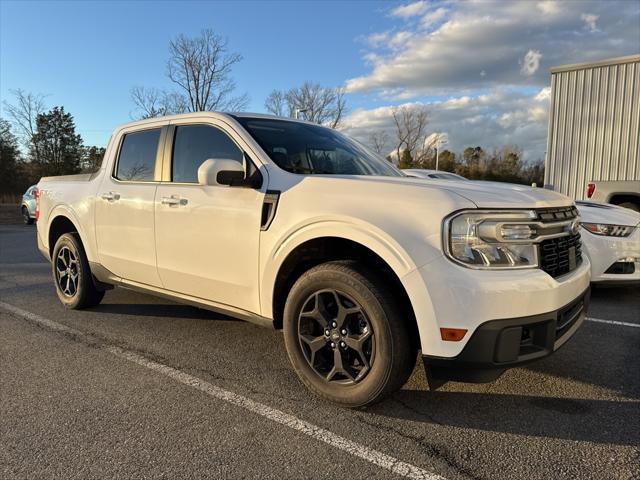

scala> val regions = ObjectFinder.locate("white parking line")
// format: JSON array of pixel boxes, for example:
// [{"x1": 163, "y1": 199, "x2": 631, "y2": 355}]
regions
[
  {"x1": 586, "y1": 317, "x2": 640, "y2": 328},
  {"x1": 0, "y1": 301, "x2": 443, "y2": 480}
]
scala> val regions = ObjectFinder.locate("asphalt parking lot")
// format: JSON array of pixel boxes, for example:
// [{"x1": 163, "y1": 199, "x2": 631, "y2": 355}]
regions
[{"x1": 1, "y1": 223, "x2": 638, "y2": 480}]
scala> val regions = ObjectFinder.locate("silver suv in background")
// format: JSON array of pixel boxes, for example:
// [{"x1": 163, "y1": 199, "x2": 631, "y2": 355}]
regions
[{"x1": 20, "y1": 185, "x2": 37, "y2": 224}]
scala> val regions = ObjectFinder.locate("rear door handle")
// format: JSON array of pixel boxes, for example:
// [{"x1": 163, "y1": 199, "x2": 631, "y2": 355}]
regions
[
  {"x1": 161, "y1": 195, "x2": 188, "y2": 206},
  {"x1": 101, "y1": 191, "x2": 120, "y2": 202}
]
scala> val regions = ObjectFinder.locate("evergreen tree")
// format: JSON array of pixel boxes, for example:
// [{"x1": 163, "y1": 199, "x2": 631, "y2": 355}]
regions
[
  {"x1": 82, "y1": 146, "x2": 106, "y2": 173},
  {"x1": 31, "y1": 107, "x2": 83, "y2": 176},
  {"x1": 0, "y1": 118, "x2": 22, "y2": 195}
]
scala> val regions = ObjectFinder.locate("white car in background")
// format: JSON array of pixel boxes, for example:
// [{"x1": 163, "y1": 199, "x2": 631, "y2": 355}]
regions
[
  {"x1": 402, "y1": 169, "x2": 467, "y2": 181},
  {"x1": 577, "y1": 201, "x2": 640, "y2": 285}
]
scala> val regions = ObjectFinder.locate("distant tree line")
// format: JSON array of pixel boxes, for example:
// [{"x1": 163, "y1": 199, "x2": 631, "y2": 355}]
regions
[
  {"x1": 365, "y1": 104, "x2": 544, "y2": 186},
  {"x1": 398, "y1": 145, "x2": 544, "y2": 186},
  {"x1": 0, "y1": 89, "x2": 104, "y2": 199}
]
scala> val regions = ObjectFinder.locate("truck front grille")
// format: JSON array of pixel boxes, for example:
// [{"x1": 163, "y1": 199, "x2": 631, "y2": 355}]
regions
[
  {"x1": 539, "y1": 232, "x2": 582, "y2": 278},
  {"x1": 535, "y1": 206, "x2": 582, "y2": 279}
]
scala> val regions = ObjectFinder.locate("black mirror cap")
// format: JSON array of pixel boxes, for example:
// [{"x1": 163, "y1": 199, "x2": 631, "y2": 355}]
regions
[
  {"x1": 217, "y1": 169, "x2": 244, "y2": 186},
  {"x1": 217, "y1": 168, "x2": 263, "y2": 189}
]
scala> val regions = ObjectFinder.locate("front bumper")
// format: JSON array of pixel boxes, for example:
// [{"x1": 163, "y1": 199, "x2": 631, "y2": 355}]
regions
[
  {"x1": 402, "y1": 252, "x2": 591, "y2": 357},
  {"x1": 423, "y1": 286, "x2": 590, "y2": 384}
]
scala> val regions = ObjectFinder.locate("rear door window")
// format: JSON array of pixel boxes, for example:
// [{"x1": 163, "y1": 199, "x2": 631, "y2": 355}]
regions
[{"x1": 115, "y1": 129, "x2": 161, "y2": 182}]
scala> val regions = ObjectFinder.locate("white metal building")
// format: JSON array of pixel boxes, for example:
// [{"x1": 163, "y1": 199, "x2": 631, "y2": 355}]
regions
[{"x1": 544, "y1": 55, "x2": 640, "y2": 200}]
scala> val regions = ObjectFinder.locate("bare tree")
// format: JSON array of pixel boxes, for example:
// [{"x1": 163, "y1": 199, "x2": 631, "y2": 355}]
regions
[
  {"x1": 391, "y1": 105, "x2": 429, "y2": 164},
  {"x1": 167, "y1": 29, "x2": 249, "y2": 112},
  {"x1": 264, "y1": 90, "x2": 287, "y2": 117},
  {"x1": 130, "y1": 86, "x2": 189, "y2": 119},
  {"x1": 264, "y1": 82, "x2": 346, "y2": 128},
  {"x1": 2, "y1": 89, "x2": 46, "y2": 160},
  {"x1": 368, "y1": 130, "x2": 390, "y2": 155}
]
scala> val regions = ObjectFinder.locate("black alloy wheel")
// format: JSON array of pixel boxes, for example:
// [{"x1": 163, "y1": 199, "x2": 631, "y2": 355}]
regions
[
  {"x1": 55, "y1": 246, "x2": 79, "y2": 297},
  {"x1": 51, "y1": 232, "x2": 105, "y2": 309},
  {"x1": 298, "y1": 289, "x2": 375, "y2": 384},
  {"x1": 283, "y1": 261, "x2": 416, "y2": 407}
]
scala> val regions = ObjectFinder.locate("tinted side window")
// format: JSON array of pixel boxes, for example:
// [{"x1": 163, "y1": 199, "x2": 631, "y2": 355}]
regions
[
  {"x1": 115, "y1": 129, "x2": 161, "y2": 182},
  {"x1": 172, "y1": 125, "x2": 243, "y2": 183}
]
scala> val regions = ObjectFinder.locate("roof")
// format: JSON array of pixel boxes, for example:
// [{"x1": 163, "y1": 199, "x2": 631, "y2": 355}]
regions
[
  {"x1": 116, "y1": 111, "x2": 316, "y2": 131},
  {"x1": 550, "y1": 54, "x2": 640, "y2": 74}
]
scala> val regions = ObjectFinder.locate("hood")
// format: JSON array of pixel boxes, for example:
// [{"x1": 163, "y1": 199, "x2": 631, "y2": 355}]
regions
[
  {"x1": 285, "y1": 174, "x2": 575, "y2": 210},
  {"x1": 342, "y1": 176, "x2": 572, "y2": 209},
  {"x1": 577, "y1": 201, "x2": 640, "y2": 226},
  {"x1": 436, "y1": 180, "x2": 573, "y2": 208}
]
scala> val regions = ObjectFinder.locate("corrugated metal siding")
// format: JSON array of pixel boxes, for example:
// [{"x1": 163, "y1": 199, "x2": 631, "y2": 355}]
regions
[{"x1": 544, "y1": 56, "x2": 640, "y2": 200}]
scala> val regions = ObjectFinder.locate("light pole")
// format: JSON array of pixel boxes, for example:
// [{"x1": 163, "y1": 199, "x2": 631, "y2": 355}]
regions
[
  {"x1": 295, "y1": 108, "x2": 309, "y2": 120},
  {"x1": 434, "y1": 133, "x2": 448, "y2": 170}
]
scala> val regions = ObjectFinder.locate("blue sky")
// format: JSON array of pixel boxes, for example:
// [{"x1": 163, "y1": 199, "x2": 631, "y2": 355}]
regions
[
  {"x1": 1, "y1": 0, "x2": 391, "y2": 145},
  {"x1": 1, "y1": 0, "x2": 639, "y2": 159}
]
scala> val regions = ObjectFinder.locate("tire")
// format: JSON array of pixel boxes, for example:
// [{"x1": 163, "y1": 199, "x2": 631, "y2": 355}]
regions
[
  {"x1": 617, "y1": 202, "x2": 639, "y2": 212},
  {"x1": 283, "y1": 261, "x2": 416, "y2": 408},
  {"x1": 22, "y1": 206, "x2": 34, "y2": 225},
  {"x1": 52, "y1": 232, "x2": 105, "y2": 309}
]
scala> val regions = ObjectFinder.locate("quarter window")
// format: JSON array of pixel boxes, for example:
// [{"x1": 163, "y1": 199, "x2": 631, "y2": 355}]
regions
[
  {"x1": 115, "y1": 129, "x2": 161, "y2": 182},
  {"x1": 172, "y1": 125, "x2": 243, "y2": 183}
]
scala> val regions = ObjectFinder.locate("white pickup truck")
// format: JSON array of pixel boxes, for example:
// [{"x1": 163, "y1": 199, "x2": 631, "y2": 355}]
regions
[{"x1": 36, "y1": 113, "x2": 591, "y2": 407}]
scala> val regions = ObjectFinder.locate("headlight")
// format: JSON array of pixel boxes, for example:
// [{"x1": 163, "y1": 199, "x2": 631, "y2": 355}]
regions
[
  {"x1": 581, "y1": 223, "x2": 634, "y2": 237},
  {"x1": 444, "y1": 210, "x2": 540, "y2": 269}
]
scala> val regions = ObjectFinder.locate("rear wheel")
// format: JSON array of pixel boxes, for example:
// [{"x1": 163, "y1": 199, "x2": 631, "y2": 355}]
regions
[
  {"x1": 22, "y1": 206, "x2": 33, "y2": 225},
  {"x1": 52, "y1": 233, "x2": 104, "y2": 309},
  {"x1": 283, "y1": 261, "x2": 416, "y2": 408}
]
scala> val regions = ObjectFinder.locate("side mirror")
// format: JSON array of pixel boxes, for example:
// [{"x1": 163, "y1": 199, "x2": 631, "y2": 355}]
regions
[{"x1": 197, "y1": 158, "x2": 245, "y2": 187}]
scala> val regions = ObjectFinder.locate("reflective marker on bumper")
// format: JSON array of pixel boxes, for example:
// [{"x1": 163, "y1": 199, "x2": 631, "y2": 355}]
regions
[{"x1": 440, "y1": 328, "x2": 467, "y2": 341}]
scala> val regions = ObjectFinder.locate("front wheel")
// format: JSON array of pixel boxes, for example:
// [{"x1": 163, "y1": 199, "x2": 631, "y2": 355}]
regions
[
  {"x1": 52, "y1": 233, "x2": 105, "y2": 309},
  {"x1": 283, "y1": 261, "x2": 416, "y2": 408}
]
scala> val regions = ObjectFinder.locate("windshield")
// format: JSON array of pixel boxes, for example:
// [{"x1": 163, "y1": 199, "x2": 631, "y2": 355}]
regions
[{"x1": 235, "y1": 117, "x2": 402, "y2": 176}]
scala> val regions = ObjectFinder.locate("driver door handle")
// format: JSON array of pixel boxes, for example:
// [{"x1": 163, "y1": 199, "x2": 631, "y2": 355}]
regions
[
  {"x1": 161, "y1": 195, "x2": 188, "y2": 206},
  {"x1": 101, "y1": 191, "x2": 120, "y2": 202}
]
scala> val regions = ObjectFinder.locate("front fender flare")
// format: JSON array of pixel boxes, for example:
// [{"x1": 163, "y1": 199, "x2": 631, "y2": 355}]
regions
[{"x1": 260, "y1": 219, "x2": 418, "y2": 320}]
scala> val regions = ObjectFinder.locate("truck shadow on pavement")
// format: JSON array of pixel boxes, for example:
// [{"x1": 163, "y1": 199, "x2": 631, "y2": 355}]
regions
[{"x1": 374, "y1": 389, "x2": 639, "y2": 447}]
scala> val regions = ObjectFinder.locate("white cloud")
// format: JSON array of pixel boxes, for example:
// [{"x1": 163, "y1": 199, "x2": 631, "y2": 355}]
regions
[
  {"x1": 391, "y1": 1, "x2": 429, "y2": 19},
  {"x1": 520, "y1": 49, "x2": 542, "y2": 76},
  {"x1": 535, "y1": 86, "x2": 551, "y2": 101},
  {"x1": 581, "y1": 13, "x2": 599, "y2": 32},
  {"x1": 537, "y1": 1, "x2": 561, "y2": 15},
  {"x1": 367, "y1": 31, "x2": 390, "y2": 48},
  {"x1": 389, "y1": 31, "x2": 414, "y2": 49},
  {"x1": 421, "y1": 7, "x2": 448, "y2": 28},
  {"x1": 341, "y1": 88, "x2": 551, "y2": 161},
  {"x1": 346, "y1": 1, "x2": 639, "y2": 97},
  {"x1": 341, "y1": 1, "x2": 638, "y2": 163}
]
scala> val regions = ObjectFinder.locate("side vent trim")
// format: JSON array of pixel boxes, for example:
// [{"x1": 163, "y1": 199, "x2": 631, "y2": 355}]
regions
[{"x1": 261, "y1": 190, "x2": 280, "y2": 231}]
